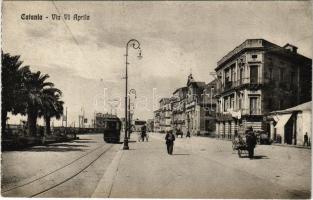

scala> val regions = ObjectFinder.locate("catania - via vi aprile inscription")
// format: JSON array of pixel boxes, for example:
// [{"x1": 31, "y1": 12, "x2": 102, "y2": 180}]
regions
[{"x1": 21, "y1": 14, "x2": 90, "y2": 22}]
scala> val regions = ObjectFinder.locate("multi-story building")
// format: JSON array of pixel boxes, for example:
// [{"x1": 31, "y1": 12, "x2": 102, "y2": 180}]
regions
[
  {"x1": 215, "y1": 39, "x2": 312, "y2": 140},
  {"x1": 146, "y1": 119, "x2": 154, "y2": 132},
  {"x1": 153, "y1": 109, "x2": 161, "y2": 132},
  {"x1": 185, "y1": 74, "x2": 207, "y2": 136},
  {"x1": 171, "y1": 87, "x2": 188, "y2": 134},
  {"x1": 202, "y1": 79, "x2": 218, "y2": 137},
  {"x1": 159, "y1": 98, "x2": 172, "y2": 133}
]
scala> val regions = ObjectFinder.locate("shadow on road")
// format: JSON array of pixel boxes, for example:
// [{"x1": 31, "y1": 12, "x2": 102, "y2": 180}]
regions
[
  {"x1": 2, "y1": 143, "x2": 90, "y2": 152},
  {"x1": 48, "y1": 144, "x2": 89, "y2": 148},
  {"x1": 18, "y1": 147, "x2": 85, "y2": 152},
  {"x1": 253, "y1": 155, "x2": 269, "y2": 159},
  {"x1": 70, "y1": 140, "x2": 97, "y2": 144},
  {"x1": 172, "y1": 153, "x2": 190, "y2": 156},
  {"x1": 76, "y1": 138, "x2": 93, "y2": 141}
]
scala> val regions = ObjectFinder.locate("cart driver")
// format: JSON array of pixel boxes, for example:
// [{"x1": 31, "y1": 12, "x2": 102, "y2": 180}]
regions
[{"x1": 246, "y1": 127, "x2": 257, "y2": 159}]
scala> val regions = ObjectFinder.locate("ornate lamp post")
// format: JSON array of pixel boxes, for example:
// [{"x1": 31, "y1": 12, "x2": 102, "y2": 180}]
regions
[
  {"x1": 128, "y1": 89, "x2": 137, "y2": 139},
  {"x1": 123, "y1": 39, "x2": 142, "y2": 150}
]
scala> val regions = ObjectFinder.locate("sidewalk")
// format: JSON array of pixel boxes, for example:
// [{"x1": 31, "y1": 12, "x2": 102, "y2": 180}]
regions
[{"x1": 92, "y1": 133, "x2": 311, "y2": 198}]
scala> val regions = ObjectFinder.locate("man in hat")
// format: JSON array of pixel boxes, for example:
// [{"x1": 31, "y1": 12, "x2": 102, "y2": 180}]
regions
[{"x1": 246, "y1": 127, "x2": 257, "y2": 159}]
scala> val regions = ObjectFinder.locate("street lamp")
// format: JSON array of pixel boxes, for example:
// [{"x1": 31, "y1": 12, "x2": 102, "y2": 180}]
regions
[
  {"x1": 128, "y1": 89, "x2": 137, "y2": 139},
  {"x1": 123, "y1": 39, "x2": 142, "y2": 150}
]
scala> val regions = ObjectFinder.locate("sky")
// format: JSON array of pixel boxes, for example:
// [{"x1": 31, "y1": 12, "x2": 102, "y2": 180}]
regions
[{"x1": 2, "y1": 1, "x2": 313, "y2": 126}]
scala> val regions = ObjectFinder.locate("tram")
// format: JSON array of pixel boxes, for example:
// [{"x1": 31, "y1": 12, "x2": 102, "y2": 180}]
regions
[{"x1": 95, "y1": 113, "x2": 121, "y2": 143}]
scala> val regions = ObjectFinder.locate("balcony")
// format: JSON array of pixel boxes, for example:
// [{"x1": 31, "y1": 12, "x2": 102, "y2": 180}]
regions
[
  {"x1": 241, "y1": 108, "x2": 262, "y2": 116},
  {"x1": 217, "y1": 77, "x2": 263, "y2": 94}
]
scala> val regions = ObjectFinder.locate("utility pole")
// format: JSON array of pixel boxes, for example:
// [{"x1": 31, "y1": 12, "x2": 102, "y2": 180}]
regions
[{"x1": 65, "y1": 107, "x2": 68, "y2": 127}]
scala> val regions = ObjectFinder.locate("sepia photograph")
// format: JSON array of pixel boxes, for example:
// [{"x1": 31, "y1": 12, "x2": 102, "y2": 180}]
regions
[{"x1": 1, "y1": 0, "x2": 312, "y2": 198}]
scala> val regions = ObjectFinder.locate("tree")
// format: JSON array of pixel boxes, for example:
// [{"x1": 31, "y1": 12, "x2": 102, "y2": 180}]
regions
[
  {"x1": 1, "y1": 52, "x2": 30, "y2": 134},
  {"x1": 24, "y1": 71, "x2": 55, "y2": 136},
  {"x1": 39, "y1": 88, "x2": 64, "y2": 135}
]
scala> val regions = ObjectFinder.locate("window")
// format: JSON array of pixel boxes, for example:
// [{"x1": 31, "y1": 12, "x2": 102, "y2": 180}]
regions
[
  {"x1": 239, "y1": 68, "x2": 244, "y2": 84},
  {"x1": 250, "y1": 97, "x2": 258, "y2": 115},
  {"x1": 252, "y1": 54, "x2": 258, "y2": 59},
  {"x1": 230, "y1": 95, "x2": 235, "y2": 109},
  {"x1": 250, "y1": 65, "x2": 258, "y2": 84}
]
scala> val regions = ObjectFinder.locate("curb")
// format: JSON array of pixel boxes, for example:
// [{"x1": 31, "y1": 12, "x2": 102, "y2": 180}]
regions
[{"x1": 91, "y1": 145, "x2": 124, "y2": 197}]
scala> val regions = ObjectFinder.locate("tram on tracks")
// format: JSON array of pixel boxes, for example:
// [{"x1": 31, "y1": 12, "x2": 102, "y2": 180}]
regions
[{"x1": 95, "y1": 113, "x2": 121, "y2": 143}]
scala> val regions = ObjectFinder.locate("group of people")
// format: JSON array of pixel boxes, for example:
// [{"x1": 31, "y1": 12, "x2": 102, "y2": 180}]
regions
[{"x1": 139, "y1": 124, "x2": 148, "y2": 142}]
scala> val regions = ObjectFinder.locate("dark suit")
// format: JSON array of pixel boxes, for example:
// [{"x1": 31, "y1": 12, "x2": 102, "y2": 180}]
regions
[
  {"x1": 246, "y1": 131, "x2": 257, "y2": 159},
  {"x1": 165, "y1": 133, "x2": 175, "y2": 154}
]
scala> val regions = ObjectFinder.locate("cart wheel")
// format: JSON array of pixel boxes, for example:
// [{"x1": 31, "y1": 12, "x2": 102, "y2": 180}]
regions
[
  {"x1": 238, "y1": 149, "x2": 242, "y2": 158},
  {"x1": 232, "y1": 141, "x2": 237, "y2": 151}
]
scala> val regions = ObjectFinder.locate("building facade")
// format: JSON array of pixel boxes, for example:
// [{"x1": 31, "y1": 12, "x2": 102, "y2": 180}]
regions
[
  {"x1": 171, "y1": 87, "x2": 188, "y2": 134},
  {"x1": 267, "y1": 101, "x2": 311, "y2": 145},
  {"x1": 153, "y1": 109, "x2": 161, "y2": 132},
  {"x1": 215, "y1": 39, "x2": 312, "y2": 140},
  {"x1": 202, "y1": 80, "x2": 218, "y2": 137},
  {"x1": 159, "y1": 98, "x2": 172, "y2": 133},
  {"x1": 146, "y1": 119, "x2": 154, "y2": 132},
  {"x1": 184, "y1": 74, "x2": 218, "y2": 136}
]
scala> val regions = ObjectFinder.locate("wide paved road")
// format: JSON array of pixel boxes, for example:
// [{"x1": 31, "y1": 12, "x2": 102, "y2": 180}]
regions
[
  {"x1": 2, "y1": 132, "x2": 311, "y2": 198},
  {"x1": 1, "y1": 133, "x2": 121, "y2": 197},
  {"x1": 95, "y1": 132, "x2": 311, "y2": 199}
]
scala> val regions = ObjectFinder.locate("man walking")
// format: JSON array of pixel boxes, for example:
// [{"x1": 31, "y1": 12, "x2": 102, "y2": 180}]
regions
[
  {"x1": 165, "y1": 130, "x2": 175, "y2": 155},
  {"x1": 303, "y1": 132, "x2": 309, "y2": 146},
  {"x1": 186, "y1": 130, "x2": 191, "y2": 138},
  {"x1": 141, "y1": 124, "x2": 147, "y2": 142}
]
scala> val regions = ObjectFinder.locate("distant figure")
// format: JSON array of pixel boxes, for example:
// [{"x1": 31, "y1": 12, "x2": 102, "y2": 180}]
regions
[
  {"x1": 303, "y1": 132, "x2": 309, "y2": 146},
  {"x1": 234, "y1": 130, "x2": 238, "y2": 138},
  {"x1": 246, "y1": 127, "x2": 257, "y2": 159},
  {"x1": 141, "y1": 124, "x2": 147, "y2": 142},
  {"x1": 186, "y1": 130, "x2": 191, "y2": 138},
  {"x1": 165, "y1": 131, "x2": 176, "y2": 155},
  {"x1": 176, "y1": 128, "x2": 183, "y2": 138}
]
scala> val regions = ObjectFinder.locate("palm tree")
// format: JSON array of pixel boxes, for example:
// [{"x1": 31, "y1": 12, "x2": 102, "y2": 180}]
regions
[
  {"x1": 24, "y1": 71, "x2": 55, "y2": 136},
  {"x1": 39, "y1": 88, "x2": 64, "y2": 135},
  {"x1": 1, "y1": 52, "x2": 30, "y2": 134}
]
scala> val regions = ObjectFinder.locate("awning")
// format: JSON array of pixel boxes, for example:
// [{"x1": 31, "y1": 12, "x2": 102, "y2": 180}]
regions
[{"x1": 274, "y1": 113, "x2": 292, "y2": 130}]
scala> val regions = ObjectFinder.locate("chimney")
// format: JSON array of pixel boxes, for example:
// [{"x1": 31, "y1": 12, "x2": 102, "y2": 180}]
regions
[{"x1": 283, "y1": 43, "x2": 298, "y2": 53}]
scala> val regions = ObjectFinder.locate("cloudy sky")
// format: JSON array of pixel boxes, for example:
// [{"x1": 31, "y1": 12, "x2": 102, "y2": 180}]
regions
[{"x1": 3, "y1": 1, "x2": 312, "y2": 126}]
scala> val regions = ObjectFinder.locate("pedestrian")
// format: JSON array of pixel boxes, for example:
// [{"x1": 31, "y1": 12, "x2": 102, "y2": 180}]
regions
[
  {"x1": 186, "y1": 130, "x2": 191, "y2": 138},
  {"x1": 165, "y1": 130, "x2": 175, "y2": 155},
  {"x1": 141, "y1": 124, "x2": 147, "y2": 142},
  {"x1": 246, "y1": 127, "x2": 257, "y2": 159},
  {"x1": 177, "y1": 128, "x2": 183, "y2": 138},
  {"x1": 303, "y1": 132, "x2": 309, "y2": 146}
]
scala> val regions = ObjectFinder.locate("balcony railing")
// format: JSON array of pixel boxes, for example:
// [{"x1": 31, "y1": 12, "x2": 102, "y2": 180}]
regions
[
  {"x1": 216, "y1": 108, "x2": 262, "y2": 116},
  {"x1": 217, "y1": 77, "x2": 263, "y2": 94},
  {"x1": 241, "y1": 108, "x2": 262, "y2": 115}
]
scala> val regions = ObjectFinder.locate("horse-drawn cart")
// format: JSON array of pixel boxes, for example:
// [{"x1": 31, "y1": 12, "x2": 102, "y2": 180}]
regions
[{"x1": 232, "y1": 135, "x2": 249, "y2": 157}]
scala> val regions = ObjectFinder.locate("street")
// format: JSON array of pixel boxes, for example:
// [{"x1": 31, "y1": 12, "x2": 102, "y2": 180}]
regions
[
  {"x1": 1, "y1": 134, "x2": 121, "y2": 197},
  {"x1": 2, "y1": 133, "x2": 311, "y2": 198}
]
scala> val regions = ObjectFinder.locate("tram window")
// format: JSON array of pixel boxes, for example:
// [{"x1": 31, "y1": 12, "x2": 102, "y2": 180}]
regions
[
  {"x1": 116, "y1": 122, "x2": 120, "y2": 130},
  {"x1": 104, "y1": 121, "x2": 107, "y2": 129}
]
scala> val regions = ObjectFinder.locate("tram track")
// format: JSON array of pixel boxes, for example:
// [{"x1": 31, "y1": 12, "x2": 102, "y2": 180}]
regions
[{"x1": 2, "y1": 143, "x2": 115, "y2": 197}]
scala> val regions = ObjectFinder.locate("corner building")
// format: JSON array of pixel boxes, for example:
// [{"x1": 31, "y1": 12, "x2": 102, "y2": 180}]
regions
[{"x1": 215, "y1": 39, "x2": 312, "y2": 139}]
